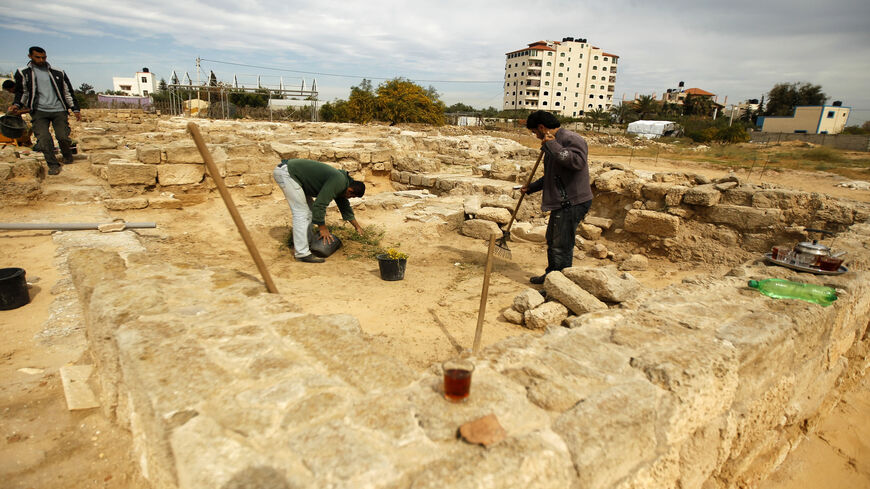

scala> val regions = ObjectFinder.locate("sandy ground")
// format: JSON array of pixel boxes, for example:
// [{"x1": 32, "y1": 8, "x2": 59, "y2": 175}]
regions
[{"x1": 1, "y1": 142, "x2": 867, "y2": 488}]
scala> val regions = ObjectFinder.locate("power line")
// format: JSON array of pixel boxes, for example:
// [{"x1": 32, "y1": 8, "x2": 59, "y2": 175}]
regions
[{"x1": 198, "y1": 58, "x2": 503, "y2": 84}]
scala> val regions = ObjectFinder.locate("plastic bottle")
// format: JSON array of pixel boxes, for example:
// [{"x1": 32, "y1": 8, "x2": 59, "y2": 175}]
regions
[{"x1": 747, "y1": 278, "x2": 837, "y2": 307}]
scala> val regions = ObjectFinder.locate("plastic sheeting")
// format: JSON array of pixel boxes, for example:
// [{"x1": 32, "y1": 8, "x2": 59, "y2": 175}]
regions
[{"x1": 627, "y1": 120, "x2": 679, "y2": 139}]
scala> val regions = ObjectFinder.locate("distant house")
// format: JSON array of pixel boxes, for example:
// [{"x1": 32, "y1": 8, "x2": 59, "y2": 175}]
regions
[
  {"x1": 662, "y1": 87, "x2": 715, "y2": 105},
  {"x1": 758, "y1": 104, "x2": 851, "y2": 134},
  {"x1": 112, "y1": 68, "x2": 156, "y2": 97}
]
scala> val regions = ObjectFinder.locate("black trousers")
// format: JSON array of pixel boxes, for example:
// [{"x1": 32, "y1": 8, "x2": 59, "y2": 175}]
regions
[
  {"x1": 545, "y1": 200, "x2": 592, "y2": 273},
  {"x1": 31, "y1": 110, "x2": 72, "y2": 166}
]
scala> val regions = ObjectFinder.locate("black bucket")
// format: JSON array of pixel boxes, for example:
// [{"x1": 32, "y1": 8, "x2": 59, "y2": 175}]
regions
[
  {"x1": 377, "y1": 255, "x2": 406, "y2": 281},
  {"x1": 307, "y1": 226, "x2": 342, "y2": 258},
  {"x1": 0, "y1": 267, "x2": 30, "y2": 310}
]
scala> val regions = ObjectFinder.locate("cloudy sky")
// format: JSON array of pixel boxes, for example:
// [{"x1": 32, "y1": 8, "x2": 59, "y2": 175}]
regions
[{"x1": 2, "y1": 0, "x2": 868, "y2": 124}]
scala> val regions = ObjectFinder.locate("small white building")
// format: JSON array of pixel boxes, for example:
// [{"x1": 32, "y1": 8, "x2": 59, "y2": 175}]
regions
[{"x1": 112, "y1": 68, "x2": 156, "y2": 97}]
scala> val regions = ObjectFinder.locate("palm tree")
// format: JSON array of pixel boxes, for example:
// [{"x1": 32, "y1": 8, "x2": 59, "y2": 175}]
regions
[
  {"x1": 610, "y1": 103, "x2": 637, "y2": 124},
  {"x1": 633, "y1": 94, "x2": 660, "y2": 120},
  {"x1": 585, "y1": 108, "x2": 611, "y2": 132}
]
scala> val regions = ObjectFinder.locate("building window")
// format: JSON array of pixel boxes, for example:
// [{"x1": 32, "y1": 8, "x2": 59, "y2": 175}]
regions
[
  {"x1": 589, "y1": 95, "x2": 594, "y2": 99},
  {"x1": 557, "y1": 82, "x2": 562, "y2": 86},
  {"x1": 543, "y1": 101, "x2": 548, "y2": 105},
  {"x1": 558, "y1": 73, "x2": 563, "y2": 77},
  {"x1": 120, "y1": 85, "x2": 132, "y2": 90},
  {"x1": 545, "y1": 81, "x2": 550, "y2": 86},
  {"x1": 594, "y1": 55, "x2": 599, "y2": 60},
  {"x1": 590, "y1": 85, "x2": 595, "y2": 89},
  {"x1": 543, "y1": 91, "x2": 549, "y2": 96},
  {"x1": 555, "y1": 102, "x2": 561, "y2": 106},
  {"x1": 578, "y1": 63, "x2": 582, "y2": 68},
  {"x1": 143, "y1": 90, "x2": 149, "y2": 96},
  {"x1": 560, "y1": 53, "x2": 565, "y2": 57},
  {"x1": 827, "y1": 111, "x2": 835, "y2": 118},
  {"x1": 588, "y1": 104, "x2": 593, "y2": 108},
  {"x1": 556, "y1": 91, "x2": 561, "y2": 96},
  {"x1": 546, "y1": 62, "x2": 552, "y2": 66},
  {"x1": 579, "y1": 54, "x2": 583, "y2": 59},
  {"x1": 599, "y1": 95, "x2": 604, "y2": 99},
  {"x1": 559, "y1": 63, "x2": 564, "y2": 67},
  {"x1": 592, "y1": 76, "x2": 597, "y2": 80},
  {"x1": 593, "y1": 66, "x2": 597, "y2": 70},
  {"x1": 141, "y1": 76, "x2": 148, "y2": 83}
]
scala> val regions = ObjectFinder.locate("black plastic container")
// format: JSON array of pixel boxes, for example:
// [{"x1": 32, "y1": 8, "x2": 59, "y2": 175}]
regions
[
  {"x1": 377, "y1": 255, "x2": 407, "y2": 281},
  {"x1": 307, "y1": 226, "x2": 342, "y2": 258},
  {"x1": 0, "y1": 267, "x2": 30, "y2": 310}
]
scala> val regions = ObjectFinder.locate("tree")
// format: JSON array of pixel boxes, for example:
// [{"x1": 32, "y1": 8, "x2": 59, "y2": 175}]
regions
[
  {"x1": 683, "y1": 94, "x2": 714, "y2": 117},
  {"x1": 376, "y1": 78, "x2": 444, "y2": 125},
  {"x1": 158, "y1": 78, "x2": 168, "y2": 92},
  {"x1": 584, "y1": 108, "x2": 610, "y2": 132},
  {"x1": 77, "y1": 83, "x2": 94, "y2": 95},
  {"x1": 446, "y1": 102, "x2": 476, "y2": 113},
  {"x1": 763, "y1": 82, "x2": 827, "y2": 116},
  {"x1": 347, "y1": 79, "x2": 377, "y2": 124},
  {"x1": 633, "y1": 95, "x2": 659, "y2": 119},
  {"x1": 609, "y1": 103, "x2": 637, "y2": 124}
]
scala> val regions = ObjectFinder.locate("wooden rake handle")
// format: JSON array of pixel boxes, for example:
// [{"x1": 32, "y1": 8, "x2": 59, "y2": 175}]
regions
[
  {"x1": 187, "y1": 122, "x2": 279, "y2": 294},
  {"x1": 503, "y1": 149, "x2": 545, "y2": 233}
]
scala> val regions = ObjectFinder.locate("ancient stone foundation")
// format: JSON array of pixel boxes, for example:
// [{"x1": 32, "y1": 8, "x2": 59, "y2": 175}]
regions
[{"x1": 67, "y1": 222, "x2": 870, "y2": 489}]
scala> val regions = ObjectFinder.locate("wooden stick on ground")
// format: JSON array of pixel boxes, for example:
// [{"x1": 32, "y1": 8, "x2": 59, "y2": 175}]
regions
[
  {"x1": 472, "y1": 234, "x2": 497, "y2": 354},
  {"x1": 187, "y1": 122, "x2": 279, "y2": 294}
]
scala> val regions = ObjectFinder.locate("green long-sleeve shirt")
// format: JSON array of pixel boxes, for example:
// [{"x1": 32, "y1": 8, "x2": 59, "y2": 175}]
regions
[{"x1": 283, "y1": 159, "x2": 355, "y2": 225}]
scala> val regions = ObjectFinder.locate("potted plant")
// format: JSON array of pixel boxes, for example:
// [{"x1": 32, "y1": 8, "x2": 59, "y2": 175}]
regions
[{"x1": 376, "y1": 248, "x2": 408, "y2": 281}]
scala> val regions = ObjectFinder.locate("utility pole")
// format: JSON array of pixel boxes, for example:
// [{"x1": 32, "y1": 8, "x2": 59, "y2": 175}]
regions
[{"x1": 195, "y1": 57, "x2": 201, "y2": 115}]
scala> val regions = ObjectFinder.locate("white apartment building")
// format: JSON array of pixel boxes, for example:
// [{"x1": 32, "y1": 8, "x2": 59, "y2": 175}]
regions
[
  {"x1": 503, "y1": 37, "x2": 618, "y2": 117},
  {"x1": 112, "y1": 68, "x2": 157, "y2": 97}
]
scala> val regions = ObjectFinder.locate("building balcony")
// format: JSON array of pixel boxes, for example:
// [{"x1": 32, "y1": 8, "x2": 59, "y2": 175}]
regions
[
  {"x1": 608, "y1": 85, "x2": 615, "y2": 92},
  {"x1": 528, "y1": 70, "x2": 541, "y2": 77},
  {"x1": 610, "y1": 67, "x2": 617, "y2": 74},
  {"x1": 609, "y1": 76, "x2": 616, "y2": 83},
  {"x1": 529, "y1": 61, "x2": 542, "y2": 67},
  {"x1": 526, "y1": 80, "x2": 541, "y2": 87}
]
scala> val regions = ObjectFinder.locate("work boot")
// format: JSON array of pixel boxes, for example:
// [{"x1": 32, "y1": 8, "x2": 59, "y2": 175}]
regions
[
  {"x1": 62, "y1": 155, "x2": 74, "y2": 165},
  {"x1": 296, "y1": 254, "x2": 325, "y2": 263},
  {"x1": 47, "y1": 164, "x2": 62, "y2": 175},
  {"x1": 529, "y1": 274, "x2": 547, "y2": 285}
]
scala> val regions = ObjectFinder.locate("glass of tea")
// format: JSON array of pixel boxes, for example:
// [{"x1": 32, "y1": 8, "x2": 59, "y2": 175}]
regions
[{"x1": 442, "y1": 357, "x2": 475, "y2": 402}]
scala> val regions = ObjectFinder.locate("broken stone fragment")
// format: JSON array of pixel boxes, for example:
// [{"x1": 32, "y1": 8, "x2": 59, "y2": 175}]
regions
[
  {"x1": 523, "y1": 301, "x2": 569, "y2": 329},
  {"x1": 459, "y1": 414, "x2": 506, "y2": 447},
  {"x1": 543, "y1": 271, "x2": 608, "y2": 315},
  {"x1": 502, "y1": 307, "x2": 524, "y2": 325},
  {"x1": 512, "y1": 288, "x2": 545, "y2": 313},
  {"x1": 562, "y1": 266, "x2": 642, "y2": 303},
  {"x1": 618, "y1": 254, "x2": 649, "y2": 271},
  {"x1": 461, "y1": 219, "x2": 500, "y2": 240}
]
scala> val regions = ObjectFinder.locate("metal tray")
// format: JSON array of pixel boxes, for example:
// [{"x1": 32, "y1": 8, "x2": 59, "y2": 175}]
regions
[{"x1": 763, "y1": 253, "x2": 848, "y2": 276}]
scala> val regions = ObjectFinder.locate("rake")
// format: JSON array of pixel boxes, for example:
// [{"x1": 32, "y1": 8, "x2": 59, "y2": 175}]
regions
[{"x1": 493, "y1": 149, "x2": 545, "y2": 260}]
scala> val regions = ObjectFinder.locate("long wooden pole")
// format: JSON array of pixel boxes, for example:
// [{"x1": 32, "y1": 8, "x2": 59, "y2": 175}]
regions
[
  {"x1": 472, "y1": 234, "x2": 496, "y2": 354},
  {"x1": 187, "y1": 122, "x2": 279, "y2": 294}
]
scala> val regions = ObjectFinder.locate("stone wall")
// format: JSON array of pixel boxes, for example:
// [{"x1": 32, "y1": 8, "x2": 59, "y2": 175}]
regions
[{"x1": 67, "y1": 221, "x2": 870, "y2": 489}]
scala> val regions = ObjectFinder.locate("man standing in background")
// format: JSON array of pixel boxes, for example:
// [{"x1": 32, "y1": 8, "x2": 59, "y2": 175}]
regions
[{"x1": 7, "y1": 46, "x2": 81, "y2": 175}]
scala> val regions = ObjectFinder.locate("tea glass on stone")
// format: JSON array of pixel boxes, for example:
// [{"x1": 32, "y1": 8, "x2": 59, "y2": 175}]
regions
[{"x1": 442, "y1": 357, "x2": 474, "y2": 402}]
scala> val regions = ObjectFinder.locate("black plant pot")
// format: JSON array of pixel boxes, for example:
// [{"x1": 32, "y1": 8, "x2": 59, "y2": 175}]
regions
[{"x1": 376, "y1": 255, "x2": 406, "y2": 281}]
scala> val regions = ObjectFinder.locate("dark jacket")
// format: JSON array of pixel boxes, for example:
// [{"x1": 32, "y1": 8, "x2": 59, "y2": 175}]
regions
[
  {"x1": 12, "y1": 62, "x2": 80, "y2": 113},
  {"x1": 526, "y1": 128, "x2": 593, "y2": 211},
  {"x1": 282, "y1": 159, "x2": 355, "y2": 225}
]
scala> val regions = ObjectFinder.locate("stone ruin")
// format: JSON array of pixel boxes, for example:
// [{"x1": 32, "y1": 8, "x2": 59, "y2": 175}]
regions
[{"x1": 4, "y1": 109, "x2": 870, "y2": 489}]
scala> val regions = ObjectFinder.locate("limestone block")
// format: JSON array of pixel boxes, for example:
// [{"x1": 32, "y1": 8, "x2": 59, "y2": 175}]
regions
[
  {"x1": 554, "y1": 381, "x2": 659, "y2": 489},
  {"x1": 243, "y1": 184, "x2": 273, "y2": 197},
  {"x1": 502, "y1": 307, "x2": 524, "y2": 324},
  {"x1": 641, "y1": 182, "x2": 671, "y2": 201},
  {"x1": 409, "y1": 174, "x2": 423, "y2": 186},
  {"x1": 683, "y1": 184, "x2": 721, "y2": 206},
  {"x1": 585, "y1": 216, "x2": 612, "y2": 229},
  {"x1": 223, "y1": 158, "x2": 252, "y2": 176},
  {"x1": 510, "y1": 222, "x2": 546, "y2": 242},
  {"x1": 240, "y1": 173, "x2": 272, "y2": 186},
  {"x1": 591, "y1": 243, "x2": 609, "y2": 259},
  {"x1": 80, "y1": 135, "x2": 117, "y2": 150},
  {"x1": 482, "y1": 194, "x2": 518, "y2": 211},
  {"x1": 476, "y1": 206, "x2": 511, "y2": 224},
  {"x1": 460, "y1": 219, "x2": 500, "y2": 240},
  {"x1": 371, "y1": 149, "x2": 391, "y2": 163},
  {"x1": 562, "y1": 266, "x2": 641, "y2": 303},
  {"x1": 148, "y1": 197, "x2": 183, "y2": 209},
  {"x1": 623, "y1": 209, "x2": 680, "y2": 237},
  {"x1": 665, "y1": 186, "x2": 689, "y2": 206},
  {"x1": 89, "y1": 152, "x2": 122, "y2": 165},
  {"x1": 594, "y1": 169, "x2": 628, "y2": 191},
  {"x1": 165, "y1": 142, "x2": 226, "y2": 164},
  {"x1": 703, "y1": 205, "x2": 782, "y2": 231},
  {"x1": 512, "y1": 289, "x2": 545, "y2": 313},
  {"x1": 158, "y1": 164, "x2": 205, "y2": 185},
  {"x1": 618, "y1": 254, "x2": 649, "y2": 271},
  {"x1": 814, "y1": 200, "x2": 855, "y2": 225},
  {"x1": 523, "y1": 301, "x2": 569, "y2": 330},
  {"x1": 579, "y1": 223, "x2": 602, "y2": 240},
  {"x1": 107, "y1": 161, "x2": 157, "y2": 186},
  {"x1": 341, "y1": 160, "x2": 361, "y2": 172},
  {"x1": 270, "y1": 142, "x2": 304, "y2": 159},
  {"x1": 103, "y1": 198, "x2": 149, "y2": 210},
  {"x1": 394, "y1": 154, "x2": 440, "y2": 173},
  {"x1": 721, "y1": 186, "x2": 755, "y2": 206},
  {"x1": 11, "y1": 159, "x2": 43, "y2": 179},
  {"x1": 543, "y1": 271, "x2": 608, "y2": 315},
  {"x1": 222, "y1": 143, "x2": 263, "y2": 159},
  {"x1": 136, "y1": 145, "x2": 161, "y2": 164},
  {"x1": 0, "y1": 162, "x2": 11, "y2": 180},
  {"x1": 751, "y1": 189, "x2": 810, "y2": 210}
]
